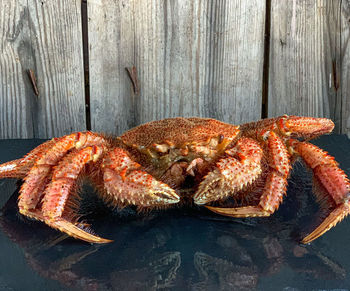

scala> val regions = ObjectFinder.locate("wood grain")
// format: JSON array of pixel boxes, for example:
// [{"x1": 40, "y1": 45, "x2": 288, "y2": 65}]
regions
[
  {"x1": 88, "y1": 0, "x2": 266, "y2": 136},
  {"x1": 268, "y1": 0, "x2": 350, "y2": 136},
  {"x1": 0, "y1": 0, "x2": 86, "y2": 139},
  {"x1": 2, "y1": 1, "x2": 348, "y2": 138},
  {"x1": 341, "y1": 1, "x2": 350, "y2": 137}
]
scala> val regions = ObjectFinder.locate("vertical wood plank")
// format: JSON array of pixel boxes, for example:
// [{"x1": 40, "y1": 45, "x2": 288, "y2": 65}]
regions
[
  {"x1": 88, "y1": 0, "x2": 266, "y2": 136},
  {"x1": 88, "y1": 0, "x2": 135, "y2": 135},
  {"x1": 0, "y1": 0, "x2": 32, "y2": 138},
  {"x1": 341, "y1": 1, "x2": 350, "y2": 137},
  {"x1": 268, "y1": 0, "x2": 350, "y2": 135},
  {"x1": 0, "y1": 0, "x2": 86, "y2": 138}
]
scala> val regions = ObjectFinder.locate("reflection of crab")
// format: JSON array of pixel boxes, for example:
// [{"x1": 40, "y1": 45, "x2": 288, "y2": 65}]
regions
[
  {"x1": 1, "y1": 190, "x2": 346, "y2": 291},
  {"x1": 0, "y1": 116, "x2": 349, "y2": 243}
]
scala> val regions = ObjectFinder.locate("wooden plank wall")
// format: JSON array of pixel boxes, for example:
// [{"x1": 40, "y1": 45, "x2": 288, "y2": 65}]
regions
[
  {"x1": 87, "y1": 0, "x2": 265, "y2": 135},
  {"x1": 0, "y1": 0, "x2": 86, "y2": 138},
  {"x1": 0, "y1": 0, "x2": 349, "y2": 139},
  {"x1": 268, "y1": 0, "x2": 350, "y2": 136}
]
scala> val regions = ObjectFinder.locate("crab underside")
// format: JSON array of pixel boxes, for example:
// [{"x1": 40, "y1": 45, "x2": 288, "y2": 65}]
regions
[{"x1": 0, "y1": 116, "x2": 349, "y2": 244}]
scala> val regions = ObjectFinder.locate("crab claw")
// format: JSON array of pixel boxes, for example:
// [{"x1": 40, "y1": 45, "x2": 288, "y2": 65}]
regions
[
  {"x1": 103, "y1": 148, "x2": 180, "y2": 206},
  {"x1": 194, "y1": 138, "x2": 263, "y2": 205},
  {"x1": 278, "y1": 116, "x2": 334, "y2": 138}
]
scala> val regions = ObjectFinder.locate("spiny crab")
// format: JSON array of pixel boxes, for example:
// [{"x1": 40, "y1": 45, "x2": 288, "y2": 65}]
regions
[{"x1": 0, "y1": 116, "x2": 349, "y2": 244}]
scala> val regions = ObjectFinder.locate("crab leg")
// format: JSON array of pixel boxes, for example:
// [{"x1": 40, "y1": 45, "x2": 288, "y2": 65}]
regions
[
  {"x1": 240, "y1": 115, "x2": 334, "y2": 140},
  {"x1": 206, "y1": 131, "x2": 290, "y2": 217},
  {"x1": 0, "y1": 138, "x2": 57, "y2": 179},
  {"x1": 102, "y1": 148, "x2": 180, "y2": 206},
  {"x1": 41, "y1": 146, "x2": 111, "y2": 243},
  {"x1": 18, "y1": 132, "x2": 107, "y2": 217},
  {"x1": 290, "y1": 140, "x2": 350, "y2": 243},
  {"x1": 193, "y1": 138, "x2": 263, "y2": 205},
  {"x1": 277, "y1": 116, "x2": 334, "y2": 138}
]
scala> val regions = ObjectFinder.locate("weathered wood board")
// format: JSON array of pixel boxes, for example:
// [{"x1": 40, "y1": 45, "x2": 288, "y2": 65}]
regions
[
  {"x1": 88, "y1": 0, "x2": 266, "y2": 136},
  {"x1": 341, "y1": 1, "x2": 350, "y2": 137},
  {"x1": 0, "y1": 0, "x2": 86, "y2": 139},
  {"x1": 1, "y1": 0, "x2": 349, "y2": 138},
  {"x1": 268, "y1": 0, "x2": 350, "y2": 136}
]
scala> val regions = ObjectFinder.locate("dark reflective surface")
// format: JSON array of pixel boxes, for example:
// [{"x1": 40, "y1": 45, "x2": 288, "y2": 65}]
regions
[{"x1": 0, "y1": 135, "x2": 349, "y2": 291}]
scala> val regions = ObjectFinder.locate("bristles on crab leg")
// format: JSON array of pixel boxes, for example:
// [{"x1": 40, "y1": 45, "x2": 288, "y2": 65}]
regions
[
  {"x1": 41, "y1": 146, "x2": 112, "y2": 243},
  {"x1": 291, "y1": 140, "x2": 350, "y2": 243}
]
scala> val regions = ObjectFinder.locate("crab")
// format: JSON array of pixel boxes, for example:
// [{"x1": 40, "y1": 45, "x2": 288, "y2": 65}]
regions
[{"x1": 0, "y1": 115, "x2": 349, "y2": 244}]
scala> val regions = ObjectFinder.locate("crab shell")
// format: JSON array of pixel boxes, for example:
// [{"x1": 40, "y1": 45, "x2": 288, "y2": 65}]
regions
[{"x1": 118, "y1": 117, "x2": 240, "y2": 197}]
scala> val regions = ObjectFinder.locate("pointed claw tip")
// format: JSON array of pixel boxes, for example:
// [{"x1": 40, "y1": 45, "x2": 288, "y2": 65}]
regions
[
  {"x1": 53, "y1": 219, "x2": 114, "y2": 244},
  {"x1": 152, "y1": 190, "x2": 180, "y2": 204},
  {"x1": 193, "y1": 199, "x2": 206, "y2": 205},
  {"x1": 94, "y1": 238, "x2": 114, "y2": 244},
  {"x1": 166, "y1": 197, "x2": 180, "y2": 204},
  {"x1": 193, "y1": 193, "x2": 210, "y2": 205},
  {"x1": 301, "y1": 236, "x2": 313, "y2": 244}
]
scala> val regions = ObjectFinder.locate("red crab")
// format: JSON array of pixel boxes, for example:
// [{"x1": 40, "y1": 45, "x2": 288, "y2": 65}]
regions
[{"x1": 0, "y1": 116, "x2": 349, "y2": 244}]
